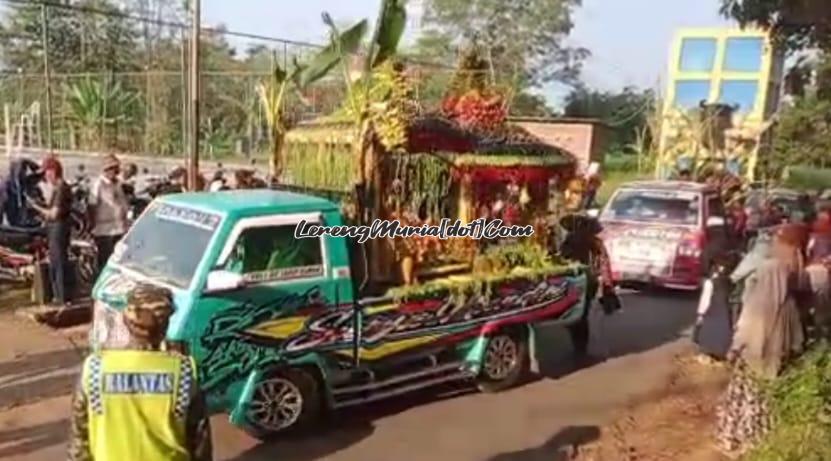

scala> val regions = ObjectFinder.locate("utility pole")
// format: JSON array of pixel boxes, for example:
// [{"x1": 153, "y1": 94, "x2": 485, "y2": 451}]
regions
[
  {"x1": 181, "y1": 30, "x2": 189, "y2": 164},
  {"x1": 188, "y1": 0, "x2": 201, "y2": 190},
  {"x1": 41, "y1": 4, "x2": 53, "y2": 151}
]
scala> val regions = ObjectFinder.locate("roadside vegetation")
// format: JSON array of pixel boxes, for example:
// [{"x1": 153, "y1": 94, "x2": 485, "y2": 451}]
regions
[{"x1": 746, "y1": 343, "x2": 831, "y2": 461}]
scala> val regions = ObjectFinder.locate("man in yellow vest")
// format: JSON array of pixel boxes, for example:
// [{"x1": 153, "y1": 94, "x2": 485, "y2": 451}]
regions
[{"x1": 68, "y1": 283, "x2": 213, "y2": 461}]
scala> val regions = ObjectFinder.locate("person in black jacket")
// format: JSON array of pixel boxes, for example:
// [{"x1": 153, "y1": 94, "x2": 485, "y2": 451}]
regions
[
  {"x1": 2, "y1": 158, "x2": 41, "y2": 227},
  {"x1": 560, "y1": 214, "x2": 620, "y2": 358}
]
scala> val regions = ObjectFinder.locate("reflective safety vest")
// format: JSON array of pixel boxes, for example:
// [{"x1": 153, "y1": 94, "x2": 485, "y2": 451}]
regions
[{"x1": 82, "y1": 349, "x2": 197, "y2": 461}]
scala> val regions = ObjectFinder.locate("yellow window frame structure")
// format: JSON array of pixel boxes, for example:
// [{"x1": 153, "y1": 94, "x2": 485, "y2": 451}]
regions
[{"x1": 657, "y1": 28, "x2": 783, "y2": 181}]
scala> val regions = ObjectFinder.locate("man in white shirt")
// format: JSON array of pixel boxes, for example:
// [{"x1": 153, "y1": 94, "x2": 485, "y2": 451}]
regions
[{"x1": 89, "y1": 155, "x2": 129, "y2": 274}]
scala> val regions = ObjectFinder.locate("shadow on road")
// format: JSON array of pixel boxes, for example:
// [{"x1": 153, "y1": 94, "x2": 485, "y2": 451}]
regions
[
  {"x1": 226, "y1": 383, "x2": 474, "y2": 461},
  {"x1": 230, "y1": 288, "x2": 698, "y2": 460},
  {"x1": 225, "y1": 422, "x2": 374, "y2": 461},
  {"x1": 0, "y1": 348, "x2": 83, "y2": 408},
  {"x1": 487, "y1": 425, "x2": 601, "y2": 461},
  {"x1": 537, "y1": 288, "x2": 699, "y2": 380},
  {"x1": 0, "y1": 420, "x2": 67, "y2": 458}
]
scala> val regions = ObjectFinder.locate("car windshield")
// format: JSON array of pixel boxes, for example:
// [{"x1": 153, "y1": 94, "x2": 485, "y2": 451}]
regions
[
  {"x1": 112, "y1": 202, "x2": 221, "y2": 288},
  {"x1": 602, "y1": 189, "x2": 700, "y2": 225}
]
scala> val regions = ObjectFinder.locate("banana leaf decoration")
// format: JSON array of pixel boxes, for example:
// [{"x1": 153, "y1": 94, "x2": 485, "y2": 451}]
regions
[
  {"x1": 295, "y1": 19, "x2": 369, "y2": 90},
  {"x1": 371, "y1": 0, "x2": 408, "y2": 69}
]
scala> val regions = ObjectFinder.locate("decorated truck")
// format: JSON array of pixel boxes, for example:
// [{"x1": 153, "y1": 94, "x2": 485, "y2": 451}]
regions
[
  {"x1": 91, "y1": 189, "x2": 588, "y2": 436},
  {"x1": 90, "y1": 43, "x2": 596, "y2": 436}
]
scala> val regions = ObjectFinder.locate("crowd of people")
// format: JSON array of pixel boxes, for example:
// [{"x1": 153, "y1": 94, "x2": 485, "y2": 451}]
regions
[
  {"x1": 4, "y1": 153, "x2": 828, "y2": 459},
  {"x1": 689, "y1": 198, "x2": 831, "y2": 458},
  {"x1": 0, "y1": 154, "x2": 271, "y2": 306}
]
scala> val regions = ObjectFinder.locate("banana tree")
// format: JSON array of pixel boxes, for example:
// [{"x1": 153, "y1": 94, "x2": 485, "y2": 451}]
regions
[
  {"x1": 318, "y1": 0, "x2": 408, "y2": 286},
  {"x1": 257, "y1": 21, "x2": 368, "y2": 178},
  {"x1": 65, "y1": 77, "x2": 139, "y2": 150},
  {"x1": 320, "y1": 0, "x2": 407, "y2": 209}
]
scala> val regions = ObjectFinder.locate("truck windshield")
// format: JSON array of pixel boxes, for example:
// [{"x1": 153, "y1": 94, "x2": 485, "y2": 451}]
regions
[
  {"x1": 112, "y1": 202, "x2": 221, "y2": 288},
  {"x1": 601, "y1": 189, "x2": 700, "y2": 225}
]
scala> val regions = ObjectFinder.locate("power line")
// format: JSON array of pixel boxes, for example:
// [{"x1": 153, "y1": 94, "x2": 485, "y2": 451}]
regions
[
  {"x1": 1, "y1": 0, "x2": 325, "y2": 49},
  {"x1": 0, "y1": 0, "x2": 455, "y2": 70}
]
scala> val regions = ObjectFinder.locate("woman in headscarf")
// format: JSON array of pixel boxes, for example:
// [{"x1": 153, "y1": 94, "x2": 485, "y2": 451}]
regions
[
  {"x1": 716, "y1": 223, "x2": 808, "y2": 458},
  {"x1": 806, "y1": 210, "x2": 831, "y2": 339}
]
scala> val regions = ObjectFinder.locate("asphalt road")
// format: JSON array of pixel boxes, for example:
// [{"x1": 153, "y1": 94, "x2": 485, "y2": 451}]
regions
[{"x1": 0, "y1": 288, "x2": 698, "y2": 461}]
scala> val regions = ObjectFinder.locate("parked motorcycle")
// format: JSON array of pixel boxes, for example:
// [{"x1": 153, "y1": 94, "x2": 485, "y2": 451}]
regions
[
  {"x1": 126, "y1": 171, "x2": 184, "y2": 220},
  {"x1": 67, "y1": 166, "x2": 92, "y2": 240}
]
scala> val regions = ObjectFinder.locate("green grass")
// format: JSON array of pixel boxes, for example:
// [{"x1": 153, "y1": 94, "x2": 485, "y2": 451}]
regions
[
  {"x1": 604, "y1": 152, "x2": 640, "y2": 173},
  {"x1": 746, "y1": 343, "x2": 831, "y2": 461},
  {"x1": 783, "y1": 166, "x2": 831, "y2": 192}
]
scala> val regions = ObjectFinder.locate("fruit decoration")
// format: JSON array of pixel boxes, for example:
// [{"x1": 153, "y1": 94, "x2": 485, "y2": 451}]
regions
[
  {"x1": 440, "y1": 44, "x2": 508, "y2": 130},
  {"x1": 443, "y1": 90, "x2": 507, "y2": 129},
  {"x1": 446, "y1": 237, "x2": 478, "y2": 264},
  {"x1": 324, "y1": 61, "x2": 417, "y2": 152},
  {"x1": 371, "y1": 61, "x2": 418, "y2": 151}
]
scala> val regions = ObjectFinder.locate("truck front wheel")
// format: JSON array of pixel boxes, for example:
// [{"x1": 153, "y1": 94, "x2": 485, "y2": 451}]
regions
[
  {"x1": 243, "y1": 368, "x2": 322, "y2": 439},
  {"x1": 477, "y1": 332, "x2": 528, "y2": 393}
]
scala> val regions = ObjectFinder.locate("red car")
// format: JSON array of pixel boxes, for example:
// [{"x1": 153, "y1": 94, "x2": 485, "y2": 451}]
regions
[{"x1": 598, "y1": 181, "x2": 731, "y2": 290}]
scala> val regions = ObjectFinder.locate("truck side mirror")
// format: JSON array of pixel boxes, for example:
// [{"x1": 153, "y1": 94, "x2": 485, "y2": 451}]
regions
[{"x1": 204, "y1": 270, "x2": 244, "y2": 294}]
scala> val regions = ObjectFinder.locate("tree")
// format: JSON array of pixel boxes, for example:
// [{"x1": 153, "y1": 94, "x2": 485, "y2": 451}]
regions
[
  {"x1": 405, "y1": 31, "x2": 555, "y2": 116},
  {"x1": 0, "y1": 0, "x2": 139, "y2": 73},
  {"x1": 769, "y1": 95, "x2": 831, "y2": 174},
  {"x1": 258, "y1": 18, "x2": 369, "y2": 176},
  {"x1": 511, "y1": 92, "x2": 554, "y2": 117},
  {"x1": 403, "y1": 32, "x2": 458, "y2": 110},
  {"x1": 563, "y1": 86, "x2": 655, "y2": 149},
  {"x1": 65, "y1": 77, "x2": 140, "y2": 149},
  {"x1": 422, "y1": 0, "x2": 589, "y2": 87},
  {"x1": 720, "y1": 0, "x2": 831, "y2": 51}
]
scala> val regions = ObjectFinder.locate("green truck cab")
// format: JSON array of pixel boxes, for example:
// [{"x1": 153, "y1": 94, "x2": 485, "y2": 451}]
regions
[{"x1": 91, "y1": 189, "x2": 589, "y2": 437}]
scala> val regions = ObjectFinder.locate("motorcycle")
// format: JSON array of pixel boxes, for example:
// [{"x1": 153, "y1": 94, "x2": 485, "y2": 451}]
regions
[
  {"x1": 67, "y1": 166, "x2": 92, "y2": 240},
  {"x1": 126, "y1": 172, "x2": 184, "y2": 221}
]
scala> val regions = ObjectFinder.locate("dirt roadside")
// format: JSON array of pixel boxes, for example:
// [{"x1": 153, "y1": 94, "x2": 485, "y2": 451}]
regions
[
  {"x1": 0, "y1": 286, "x2": 710, "y2": 461},
  {"x1": 572, "y1": 356, "x2": 730, "y2": 461}
]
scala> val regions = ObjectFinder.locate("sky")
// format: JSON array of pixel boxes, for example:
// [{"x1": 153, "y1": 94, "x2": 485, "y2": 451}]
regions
[
  {"x1": 202, "y1": 0, "x2": 732, "y2": 106},
  {"x1": 0, "y1": 0, "x2": 733, "y2": 105}
]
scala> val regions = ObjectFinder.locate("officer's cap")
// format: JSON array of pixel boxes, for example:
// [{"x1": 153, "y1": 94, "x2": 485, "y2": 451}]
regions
[{"x1": 124, "y1": 283, "x2": 174, "y2": 342}]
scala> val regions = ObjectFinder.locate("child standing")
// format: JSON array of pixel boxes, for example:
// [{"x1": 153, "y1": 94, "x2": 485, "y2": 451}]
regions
[{"x1": 694, "y1": 253, "x2": 738, "y2": 362}]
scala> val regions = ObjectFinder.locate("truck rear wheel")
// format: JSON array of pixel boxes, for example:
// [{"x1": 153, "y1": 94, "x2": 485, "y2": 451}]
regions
[
  {"x1": 477, "y1": 332, "x2": 528, "y2": 393},
  {"x1": 243, "y1": 367, "x2": 322, "y2": 439}
]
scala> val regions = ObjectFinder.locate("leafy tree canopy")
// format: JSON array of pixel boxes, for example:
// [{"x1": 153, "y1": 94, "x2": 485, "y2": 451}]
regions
[
  {"x1": 720, "y1": 0, "x2": 831, "y2": 50},
  {"x1": 0, "y1": 0, "x2": 139, "y2": 73},
  {"x1": 405, "y1": 32, "x2": 555, "y2": 116},
  {"x1": 563, "y1": 85, "x2": 655, "y2": 149},
  {"x1": 422, "y1": 0, "x2": 589, "y2": 87},
  {"x1": 769, "y1": 95, "x2": 831, "y2": 174}
]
